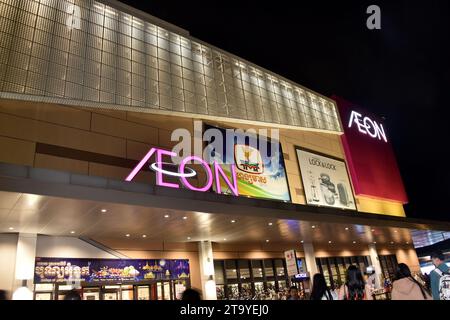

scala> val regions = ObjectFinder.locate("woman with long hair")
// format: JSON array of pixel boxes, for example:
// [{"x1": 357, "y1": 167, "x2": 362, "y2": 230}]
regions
[
  {"x1": 391, "y1": 263, "x2": 432, "y2": 300},
  {"x1": 338, "y1": 265, "x2": 372, "y2": 300},
  {"x1": 310, "y1": 273, "x2": 337, "y2": 300}
]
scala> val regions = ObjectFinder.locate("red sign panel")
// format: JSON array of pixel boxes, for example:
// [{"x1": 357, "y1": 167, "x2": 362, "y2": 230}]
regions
[{"x1": 332, "y1": 95, "x2": 408, "y2": 203}]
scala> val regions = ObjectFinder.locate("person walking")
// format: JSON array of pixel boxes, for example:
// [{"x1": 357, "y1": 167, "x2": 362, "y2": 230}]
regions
[
  {"x1": 391, "y1": 263, "x2": 431, "y2": 300},
  {"x1": 310, "y1": 273, "x2": 337, "y2": 300},
  {"x1": 338, "y1": 265, "x2": 372, "y2": 300},
  {"x1": 430, "y1": 250, "x2": 449, "y2": 300}
]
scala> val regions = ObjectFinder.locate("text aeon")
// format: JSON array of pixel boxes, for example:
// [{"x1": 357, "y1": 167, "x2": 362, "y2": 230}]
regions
[{"x1": 348, "y1": 111, "x2": 387, "y2": 142}]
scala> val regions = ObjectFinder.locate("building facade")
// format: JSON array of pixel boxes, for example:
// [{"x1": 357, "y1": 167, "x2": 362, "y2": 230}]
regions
[{"x1": 0, "y1": 0, "x2": 449, "y2": 300}]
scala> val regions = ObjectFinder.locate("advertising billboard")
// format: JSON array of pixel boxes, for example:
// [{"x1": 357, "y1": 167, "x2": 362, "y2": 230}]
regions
[
  {"x1": 205, "y1": 125, "x2": 291, "y2": 202},
  {"x1": 34, "y1": 257, "x2": 190, "y2": 283},
  {"x1": 332, "y1": 95, "x2": 408, "y2": 203},
  {"x1": 296, "y1": 148, "x2": 357, "y2": 210}
]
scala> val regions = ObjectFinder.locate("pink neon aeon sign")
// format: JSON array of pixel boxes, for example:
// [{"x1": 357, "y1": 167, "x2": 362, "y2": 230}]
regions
[{"x1": 125, "y1": 147, "x2": 239, "y2": 196}]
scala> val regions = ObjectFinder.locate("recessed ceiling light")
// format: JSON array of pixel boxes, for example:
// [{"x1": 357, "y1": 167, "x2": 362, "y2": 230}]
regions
[
  {"x1": 101, "y1": 209, "x2": 107, "y2": 213},
  {"x1": 345, "y1": 227, "x2": 349, "y2": 230},
  {"x1": 268, "y1": 222, "x2": 273, "y2": 226},
  {"x1": 231, "y1": 220, "x2": 236, "y2": 223},
  {"x1": 125, "y1": 234, "x2": 130, "y2": 237},
  {"x1": 266, "y1": 239, "x2": 270, "y2": 243},
  {"x1": 353, "y1": 241, "x2": 356, "y2": 244},
  {"x1": 70, "y1": 231, "x2": 75, "y2": 234},
  {"x1": 328, "y1": 241, "x2": 332, "y2": 244},
  {"x1": 164, "y1": 214, "x2": 169, "y2": 218},
  {"x1": 223, "y1": 238, "x2": 227, "y2": 241},
  {"x1": 8, "y1": 227, "x2": 14, "y2": 230},
  {"x1": 311, "y1": 225, "x2": 316, "y2": 229},
  {"x1": 300, "y1": 240, "x2": 304, "y2": 243},
  {"x1": 187, "y1": 237, "x2": 191, "y2": 240},
  {"x1": 182, "y1": 216, "x2": 187, "y2": 220},
  {"x1": 142, "y1": 235, "x2": 147, "y2": 238}
]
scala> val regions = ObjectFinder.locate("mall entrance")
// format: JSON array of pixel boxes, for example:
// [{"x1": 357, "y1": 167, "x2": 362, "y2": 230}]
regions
[{"x1": 34, "y1": 279, "x2": 190, "y2": 300}]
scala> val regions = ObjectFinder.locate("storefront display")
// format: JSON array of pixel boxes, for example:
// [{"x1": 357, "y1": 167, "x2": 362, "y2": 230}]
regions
[
  {"x1": 296, "y1": 147, "x2": 356, "y2": 210},
  {"x1": 214, "y1": 258, "x2": 298, "y2": 300}
]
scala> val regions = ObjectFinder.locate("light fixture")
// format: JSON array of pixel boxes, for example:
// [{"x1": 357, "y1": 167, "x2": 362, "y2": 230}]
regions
[
  {"x1": 345, "y1": 227, "x2": 349, "y2": 231},
  {"x1": 328, "y1": 241, "x2": 332, "y2": 244},
  {"x1": 311, "y1": 225, "x2": 316, "y2": 229},
  {"x1": 223, "y1": 238, "x2": 227, "y2": 241},
  {"x1": 406, "y1": 242, "x2": 409, "y2": 245},
  {"x1": 373, "y1": 241, "x2": 377, "y2": 244},
  {"x1": 70, "y1": 231, "x2": 75, "y2": 234},
  {"x1": 183, "y1": 216, "x2": 187, "y2": 220},
  {"x1": 300, "y1": 240, "x2": 304, "y2": 243},
  {"x1": 394, "y1": 230, "x2": 398, "y2": 233},
  {"x1": 142, "y1": 235, "x2": 147, "y2": 238},
  {"x1": 187, "y1": 237, "x2": 191, "y2": 240},
  {"x1": 9, "y1": 227, "x2": 14, "y2": 230},
  {"x1": 125, "y1": 234, "x2": 130, "y2": 237},
  {"x1": 390, "y1": 241, "x2": 394, "y2": 244},
  {"x1": 101, "y1": 209, "x2": 107, "y2": 213},
  {"x1": 268, "y1": 222, "x2": 273, "y2": 226},
  {"x1": 265, "y1": 239, "x2": 270, "y2": 243},
  {"x1": 371, "y1": 229, "x2": 375, "y2": 232},
  {"x1": 164, "y1": 214, "x2": 169, "y2": 218},
  {"x1": 231, "y1": 220, "x2": 236, "y2": 223},
  {"x1": 353, "y1": 241, "x2": 356, "y2": 244}
]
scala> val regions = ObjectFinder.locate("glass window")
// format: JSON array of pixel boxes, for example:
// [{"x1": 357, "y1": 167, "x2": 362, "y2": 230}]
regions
[
  {"x1": 274, "y1": 259, "x2": 285, "y2": 278},
  {"x1": 225, "y1": 260, "x2": 237, "y2": 280},
  {"x1": 238, "y1": 260, "x2": 250, "y2": 281},
  {"x1": 251, "y1": 260, "x2": 263, "y2": 279}
]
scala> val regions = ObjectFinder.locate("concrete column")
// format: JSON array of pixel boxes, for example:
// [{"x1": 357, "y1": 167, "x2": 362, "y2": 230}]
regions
[
  {"x1": 303, "y1": 242, "x2": 318, "y2": 278},
  {"x1": 197, "y1": 240, "x2": 217, "y2": 300},
  {"x1": 368, "y1": 243, "x2": 382, "y2": 289}
]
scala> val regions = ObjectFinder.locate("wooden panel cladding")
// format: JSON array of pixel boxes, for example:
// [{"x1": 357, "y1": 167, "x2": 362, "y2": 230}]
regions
[{"x1": 35, "y1": 142, "x2": 144, "y2": 171}]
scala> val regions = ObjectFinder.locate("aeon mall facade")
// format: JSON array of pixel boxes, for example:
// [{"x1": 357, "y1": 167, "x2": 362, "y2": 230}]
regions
[{"x1": 0, "y1": 0, "x2": 448, "y2": 300}]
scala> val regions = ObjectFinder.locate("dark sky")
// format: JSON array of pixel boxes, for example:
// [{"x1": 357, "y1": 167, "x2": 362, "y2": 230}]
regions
[{"x1": 118, "y1": 0, "x2": 450, "y2": 222}]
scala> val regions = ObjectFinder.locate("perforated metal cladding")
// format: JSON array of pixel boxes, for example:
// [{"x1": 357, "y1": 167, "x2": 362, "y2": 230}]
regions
[{"x1": 0, "y1": 0, "x2": 341, "y2": 132}]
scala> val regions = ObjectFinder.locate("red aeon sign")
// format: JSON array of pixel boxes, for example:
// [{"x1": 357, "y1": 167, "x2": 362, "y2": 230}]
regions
[{"x1": 332, "y1": 95, "x2": 408, "y2": 204}]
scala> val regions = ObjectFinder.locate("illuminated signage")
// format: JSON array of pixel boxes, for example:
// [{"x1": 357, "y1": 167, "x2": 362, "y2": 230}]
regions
[
  {"x1": 294, "y1": 272, "x2": 310, "y2": 280},
  {"x1": 333, "y1": 95, "x2": 408, "y2": 204},
  {"x1": 125, "y1": 147, "x2": 239, "y2": 196},
  {"x1": 348, "y1": 110, "x2": 387, "y2": 142}
]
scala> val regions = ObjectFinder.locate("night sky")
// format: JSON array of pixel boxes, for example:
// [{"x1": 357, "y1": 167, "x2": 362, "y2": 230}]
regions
[{"x1": 118, "y1": 0, "x2": 450, "y2": 222}]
